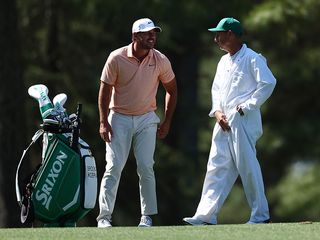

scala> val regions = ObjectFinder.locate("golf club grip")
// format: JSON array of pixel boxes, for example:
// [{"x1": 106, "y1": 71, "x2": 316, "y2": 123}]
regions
[
  {"x1": 71, "y1": 103, "x2": 82, "y2": 151},
  {"x1": 76, "y1": 103, "x2": 82, "y2": 118}
]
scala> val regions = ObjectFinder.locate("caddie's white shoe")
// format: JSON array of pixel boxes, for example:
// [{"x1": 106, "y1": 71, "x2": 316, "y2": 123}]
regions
[
  {"x1": 183, "y1": 217, "x2": 213, "y2": 226},
  {"x1": 138, "y1": 215, "x2": 152, "y2": 227},
  {"x1": 98, "y1": 219, "x2": 112, "y2": 228}
]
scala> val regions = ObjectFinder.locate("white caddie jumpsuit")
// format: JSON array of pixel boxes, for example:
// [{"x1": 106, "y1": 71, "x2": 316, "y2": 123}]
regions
[{"x1": 193, "y1": 44, "x2": 276, "y2": 224}]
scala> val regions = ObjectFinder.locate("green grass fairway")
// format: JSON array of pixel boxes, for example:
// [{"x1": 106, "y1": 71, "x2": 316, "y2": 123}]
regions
[{"x1": 0, "y1": 222, "x2": 318, "y2": 240}]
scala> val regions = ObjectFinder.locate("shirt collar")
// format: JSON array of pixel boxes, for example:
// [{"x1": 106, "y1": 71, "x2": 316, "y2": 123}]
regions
[
  {"x1": 237, "y1": 44, "x2": 247, "y2": 58},
  {"x1": 127, "y1": 43, "x2": 134, "y2": 58}
]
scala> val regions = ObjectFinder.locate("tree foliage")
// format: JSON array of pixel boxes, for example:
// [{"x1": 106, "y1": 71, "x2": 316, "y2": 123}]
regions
[
  {"x1": 0, "y1": 0, "x2": 26, "y2": 227},
  {"x1": 244, "y1": 0, "x2": 320, "y2": 220}
]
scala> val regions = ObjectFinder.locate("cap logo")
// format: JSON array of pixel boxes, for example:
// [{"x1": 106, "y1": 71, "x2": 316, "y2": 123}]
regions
[
  {"x1": 138, "y1": 21, "x2": 153, "y2": 30},
  {"x1": 138, "y1": 24, "x2": 145, "y2": 30}
]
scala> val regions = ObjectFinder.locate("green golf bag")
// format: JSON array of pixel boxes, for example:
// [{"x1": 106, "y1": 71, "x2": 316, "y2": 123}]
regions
[{"x1": 15, "y1": 84, "x2": 97, "y2": 227}]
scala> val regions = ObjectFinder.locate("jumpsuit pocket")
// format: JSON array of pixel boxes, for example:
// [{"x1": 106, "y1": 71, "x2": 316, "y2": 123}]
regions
[{"x1": 241, "y1": 111, "x2": 263, "y2": 141}]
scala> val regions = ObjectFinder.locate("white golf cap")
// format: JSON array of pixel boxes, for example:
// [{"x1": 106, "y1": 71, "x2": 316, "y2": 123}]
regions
[{"x1": 132, "y1": 18, "x2": 162, "y2": 33}]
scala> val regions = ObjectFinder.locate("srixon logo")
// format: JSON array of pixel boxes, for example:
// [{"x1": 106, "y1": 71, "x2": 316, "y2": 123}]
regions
[{"x1": 35, "y1": 150, "x2": 67, "y2": 210}]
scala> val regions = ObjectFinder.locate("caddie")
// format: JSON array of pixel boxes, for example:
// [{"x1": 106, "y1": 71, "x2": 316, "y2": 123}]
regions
[{"x1": 184, "y1": 17, "x2": 276, "y2": 225}]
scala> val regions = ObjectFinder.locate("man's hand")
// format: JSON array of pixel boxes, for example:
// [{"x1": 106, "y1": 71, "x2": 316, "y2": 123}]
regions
[
  {"x1": 99, "y1": 122, "x2": 113, "y2": 142},
  {"x1": 215, "y1": 110, "x2": 231, "y2": 131},
  {"x1": 157, "y1": 121, "x2": 170, "y2": 139}
]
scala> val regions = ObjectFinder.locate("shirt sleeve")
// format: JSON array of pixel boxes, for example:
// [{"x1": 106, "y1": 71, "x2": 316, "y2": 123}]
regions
[
  {"x1": 100, "y1": 52, "x2": 118, "y2": 85},
  {"x1": 158, "y1": 55, "x2": 175, "y2": 84},
  {"x1": 239, "y1": 54, "x2": 276, "y2": 114}
]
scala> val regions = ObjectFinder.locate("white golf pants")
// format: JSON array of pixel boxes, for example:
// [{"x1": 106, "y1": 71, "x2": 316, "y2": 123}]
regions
[
  {"x1": 97, "y1": 111, "x2": 160, "y2": 221},
  {"x1": 193, "y1": 112, "x2": 269, "y2": 224}
]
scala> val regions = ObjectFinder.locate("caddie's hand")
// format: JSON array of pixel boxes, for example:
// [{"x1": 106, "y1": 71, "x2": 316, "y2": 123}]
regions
[
  {"x1": 215, "y1": 111, "x2": 231, "y2": 132},
  {"x1": 99, "y1": 122, "x2": 113, "y2": 142},
  {"x1": 157, "y1": 121, "x2": 170, "y2": 139}
]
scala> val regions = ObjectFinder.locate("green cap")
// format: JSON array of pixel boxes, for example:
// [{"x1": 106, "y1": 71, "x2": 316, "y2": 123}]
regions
[{"x1": 208, "y1": 17, "x2": 243, "y2": 35}]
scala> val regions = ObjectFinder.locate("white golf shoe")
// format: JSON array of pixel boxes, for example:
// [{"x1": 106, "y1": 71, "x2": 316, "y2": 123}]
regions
[
  {"x1": 97, "y1": 219, "x2": 112, "y2": 228},
  {"x1": 183, "y1": 217, "x2": 213, "y2": 226},
  {"x1": 138, "y1": 216, "x2": 152, "y2": 227}
]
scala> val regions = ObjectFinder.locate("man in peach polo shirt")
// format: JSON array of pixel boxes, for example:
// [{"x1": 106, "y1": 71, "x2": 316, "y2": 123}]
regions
[{"x1": 97, "y1": 18, "x2": 177, "y2": 228}]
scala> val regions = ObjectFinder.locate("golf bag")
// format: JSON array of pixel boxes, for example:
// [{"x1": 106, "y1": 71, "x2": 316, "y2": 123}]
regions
[{"x1": 15, "y1": 84, "x2": 97, "y2": 227}]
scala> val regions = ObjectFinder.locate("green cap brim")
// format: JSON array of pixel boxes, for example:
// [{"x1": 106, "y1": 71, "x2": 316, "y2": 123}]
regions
[{"x1": 208, "y1": 27, "x2": 226, "y2": 32}]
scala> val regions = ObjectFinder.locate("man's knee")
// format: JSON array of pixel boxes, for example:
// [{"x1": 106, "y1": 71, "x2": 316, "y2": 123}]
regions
[{"x1": 136, "y1": 161, "x2": 154, "y2": 177}]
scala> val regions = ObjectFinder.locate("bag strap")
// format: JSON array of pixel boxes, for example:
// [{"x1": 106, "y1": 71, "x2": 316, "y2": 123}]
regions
[{"x1": 15, "y1": 129, "x2": 44, "y2": 206}]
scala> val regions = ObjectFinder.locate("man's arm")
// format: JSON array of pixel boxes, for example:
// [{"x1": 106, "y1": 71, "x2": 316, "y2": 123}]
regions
[
  {"x1": 157, "y1": 78, "x2": 177, "y2": 139},
  {"x1": 98, "y1": 81, "x2": 113, "y2": 142},
  {"x1": 239, "y1": 55, "x2": 276, "y2": 114}
]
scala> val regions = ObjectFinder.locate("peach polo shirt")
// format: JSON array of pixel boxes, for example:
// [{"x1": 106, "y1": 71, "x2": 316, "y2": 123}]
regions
[{"x1": 100, "y1": 43, "x2": 175, "y2": 115}]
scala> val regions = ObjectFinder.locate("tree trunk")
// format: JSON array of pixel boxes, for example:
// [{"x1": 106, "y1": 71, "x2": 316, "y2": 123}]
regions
[
  {"x1": 169, "y1": 53, "x2": 199, "y2": 161},
  {"x1": 0, "y1": 0, "x2": 26, "y2": 227}
]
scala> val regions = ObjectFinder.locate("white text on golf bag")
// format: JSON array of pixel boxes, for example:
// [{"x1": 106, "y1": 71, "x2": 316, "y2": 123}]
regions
[{"x1": 35, "y1": 151, "x2": 67, "y2": 210}]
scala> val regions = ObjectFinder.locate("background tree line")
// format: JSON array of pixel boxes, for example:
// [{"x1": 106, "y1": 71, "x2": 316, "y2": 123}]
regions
[{"x1": 1, "y1": 0, "x2": 320, "y2": 227}]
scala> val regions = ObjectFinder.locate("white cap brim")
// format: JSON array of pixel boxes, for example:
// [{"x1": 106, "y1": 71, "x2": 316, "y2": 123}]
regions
[{"x1": 133, "y1": 26, "x2": 162, "y2": 33}]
